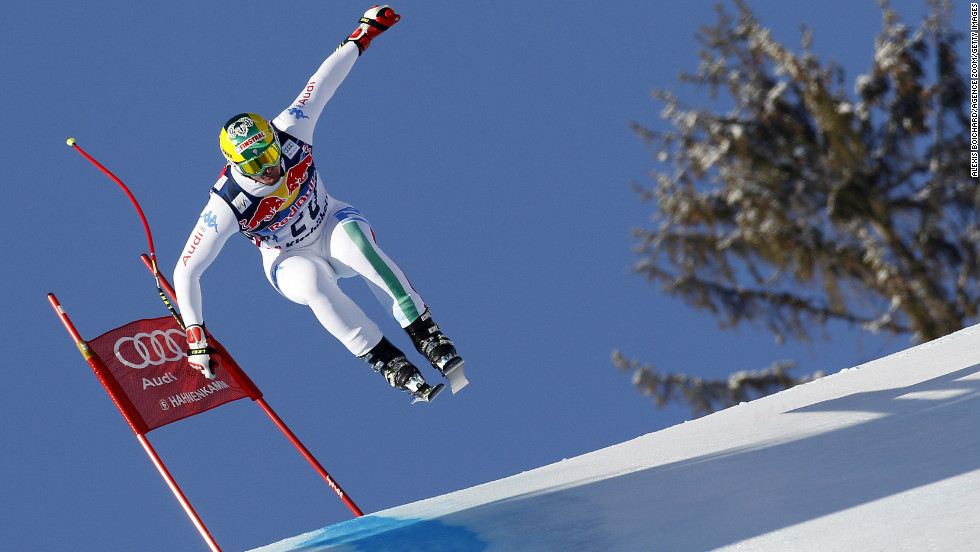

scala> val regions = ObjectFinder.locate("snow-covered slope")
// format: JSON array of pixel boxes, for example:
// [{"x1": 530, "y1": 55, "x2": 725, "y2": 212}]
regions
[{"x1": 250, "y1": 325, "x2": 980, "y2": 552}]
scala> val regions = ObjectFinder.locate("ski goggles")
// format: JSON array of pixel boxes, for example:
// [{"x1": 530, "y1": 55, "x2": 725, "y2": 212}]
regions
[{"x1": 236, "y1": 143, "x2": 281, "y2": 176}]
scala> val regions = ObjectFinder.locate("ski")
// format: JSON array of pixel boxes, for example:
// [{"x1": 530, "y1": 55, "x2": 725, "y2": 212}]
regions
[
  {"x1": 442, "y1": 358, "x2": 468, "y2": 394},
  {"x1": 412, "y1": 383, "x2": 445, "y2": 404}
]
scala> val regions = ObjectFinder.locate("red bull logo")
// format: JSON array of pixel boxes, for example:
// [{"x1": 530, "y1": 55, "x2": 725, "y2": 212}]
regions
[
  {"x1": 285, "y1": 149, "x2": 314, "y2": 193},
  {"x1": 242, "y1": 151, "x2": 315, "y2": 232},
  {"x1": 242, "y1": 196, "x2": 286, "y2": 232}
]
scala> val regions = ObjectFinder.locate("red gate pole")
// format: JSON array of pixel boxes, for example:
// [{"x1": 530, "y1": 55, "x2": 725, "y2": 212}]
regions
[
  {"x1": 252, "y1": 399, "x2": 364, "y2": 516},
  {"x1": 47, "y1": 293, "x2": 224, "y2": 552},
  {"x1": 140, "y1": 255, "x2": 365, "y2": 517}
]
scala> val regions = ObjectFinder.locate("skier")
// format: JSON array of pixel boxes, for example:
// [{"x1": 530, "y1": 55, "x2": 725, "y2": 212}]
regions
[{"x1": 172, "y1": 5, "x2": 463, "y2": 403}]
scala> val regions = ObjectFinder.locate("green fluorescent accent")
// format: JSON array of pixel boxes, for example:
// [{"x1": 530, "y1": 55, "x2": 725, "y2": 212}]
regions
[{"x1": 342, "y1": 221, "x2": 420, "y2": 322}]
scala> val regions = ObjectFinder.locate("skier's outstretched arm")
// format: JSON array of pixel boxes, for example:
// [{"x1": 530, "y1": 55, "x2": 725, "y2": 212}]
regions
[{"x1": 272, "y1": 5, "x2": 400, "y2": 143}]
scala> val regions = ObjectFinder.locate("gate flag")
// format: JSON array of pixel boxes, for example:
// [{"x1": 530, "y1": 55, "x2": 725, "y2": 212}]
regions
[{"x1": 86, "y1": 315, "x2": 261, "y2": 432}]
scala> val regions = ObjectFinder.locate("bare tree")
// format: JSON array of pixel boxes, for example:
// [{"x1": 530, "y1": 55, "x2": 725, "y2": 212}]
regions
[{"x1": 619, "y1": 0, "x2": 977, "y2": 417}]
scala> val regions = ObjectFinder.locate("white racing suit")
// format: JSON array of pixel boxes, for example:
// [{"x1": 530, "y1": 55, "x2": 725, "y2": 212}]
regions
[{"x1": 173, "y1": 42, "x2": 426, "y2": 358}]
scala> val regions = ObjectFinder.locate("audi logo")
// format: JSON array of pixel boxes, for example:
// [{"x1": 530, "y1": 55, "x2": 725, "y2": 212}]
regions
[{"x1": 114, "y1": 329, "x2": 186, "y2": 369}]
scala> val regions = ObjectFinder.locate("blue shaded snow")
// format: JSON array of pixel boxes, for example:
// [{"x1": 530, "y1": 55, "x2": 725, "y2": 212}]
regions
[{"x1": 256, "y1": 515, "x2": 487, "y2": 552}]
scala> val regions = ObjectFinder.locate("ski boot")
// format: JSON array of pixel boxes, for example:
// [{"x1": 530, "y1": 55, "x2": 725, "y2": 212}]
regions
[
  {"x1": 361, "y1": 337, "x2": 444, "y2": 403},
  {"x1": 405, "y1": 310, "x2": 468, "y2": 393}
]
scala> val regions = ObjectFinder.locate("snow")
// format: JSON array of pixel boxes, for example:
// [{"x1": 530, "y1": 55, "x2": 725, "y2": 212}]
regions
[{"x1": 250, "y1": 325, "x2": 980, "y2": 551}]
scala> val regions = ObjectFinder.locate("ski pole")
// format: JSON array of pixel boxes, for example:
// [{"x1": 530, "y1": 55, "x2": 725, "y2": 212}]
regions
[{"x1": 66, "y1": 138, "x2": 185, "y2": 329}]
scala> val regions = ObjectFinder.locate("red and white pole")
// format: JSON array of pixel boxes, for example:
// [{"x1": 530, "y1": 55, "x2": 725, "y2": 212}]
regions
[{"x1": 47, "y1": 293, "x2": 223, "y2": 552}]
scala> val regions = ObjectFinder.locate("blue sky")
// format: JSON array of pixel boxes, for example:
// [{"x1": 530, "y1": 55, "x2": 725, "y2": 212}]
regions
[{"x1": 3, "y1": 1, "x2": 962, "y2": 550}]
